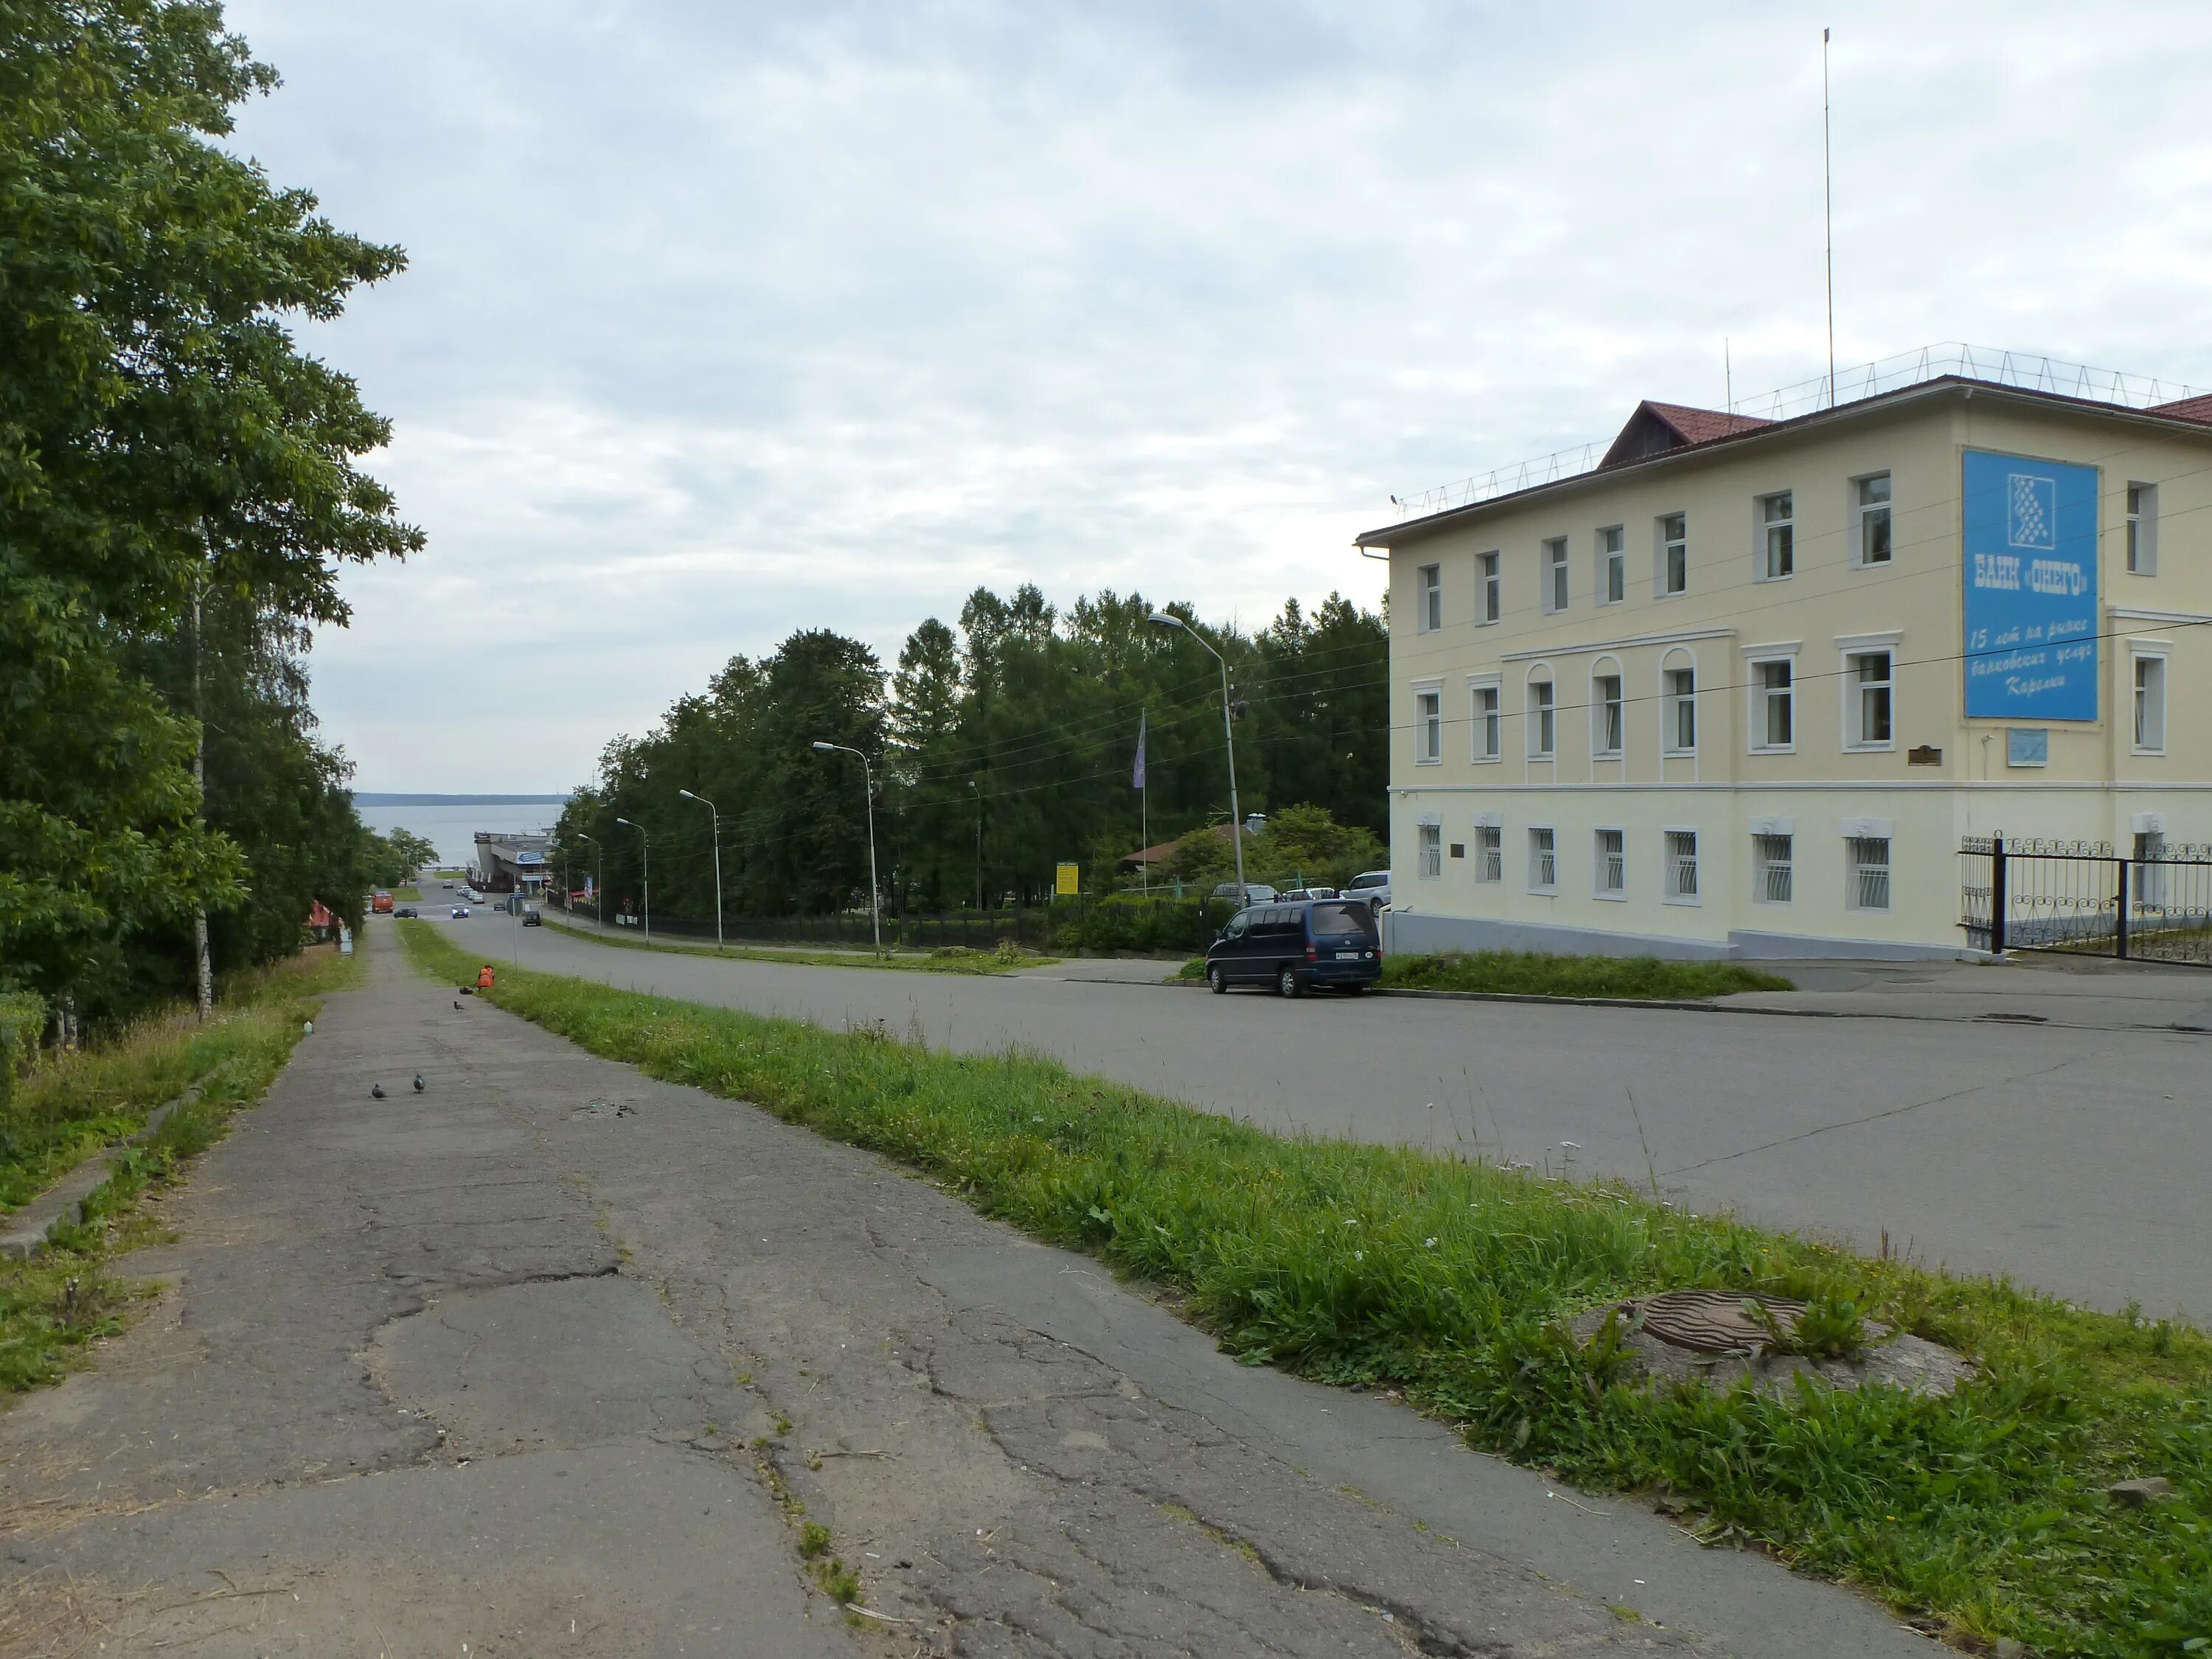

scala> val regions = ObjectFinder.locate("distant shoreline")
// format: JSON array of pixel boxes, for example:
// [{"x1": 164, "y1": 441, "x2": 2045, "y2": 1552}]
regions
[{"x1": 354, "y1": 793, "x2": 571, "y2": 806}]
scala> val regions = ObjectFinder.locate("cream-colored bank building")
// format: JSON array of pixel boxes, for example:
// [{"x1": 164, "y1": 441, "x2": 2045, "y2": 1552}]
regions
[{"x1": 1359, "y1": 355, "x2": 2212, "y2": 959}]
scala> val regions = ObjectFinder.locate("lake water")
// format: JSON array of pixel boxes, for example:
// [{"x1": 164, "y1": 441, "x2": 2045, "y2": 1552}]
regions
[{"x1": 356, "y1": 799, "x2": 569, "y2": 870}]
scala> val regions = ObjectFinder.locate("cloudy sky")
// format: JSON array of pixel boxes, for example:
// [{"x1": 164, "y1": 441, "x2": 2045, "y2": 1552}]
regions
[{"x1": 220, "y1": 0, "x2": 2212, "y2": 793}]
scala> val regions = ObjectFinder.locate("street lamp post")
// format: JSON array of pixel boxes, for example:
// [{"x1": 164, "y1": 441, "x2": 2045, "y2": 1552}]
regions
[
  {"x1": 678, "y1": 789, "x2": 724, "y2": 950},
  {"x1": 969, "y1": 777, "x2": 981, "y2": 911},
  {"x1": 614, "y1": 817, "x2": 650, "y2": 945},
  {"x1": 1147, "y1": 611, "x2": 1246, "y2": 900},
  {"x1": 575, "y1": 832, "x2": 601, "y2": 926},
  {"x1": 811, "y1": 742, "x2": 880, "y2": 950}
]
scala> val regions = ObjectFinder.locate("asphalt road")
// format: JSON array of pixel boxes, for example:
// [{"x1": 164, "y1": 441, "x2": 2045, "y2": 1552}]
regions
[
  {"x1": 0, "y1": 932, "x2": 1935, "y2": 1658},
  {"x1": 431, "y1": 909, "x2": 2209, "y2": 1318}
]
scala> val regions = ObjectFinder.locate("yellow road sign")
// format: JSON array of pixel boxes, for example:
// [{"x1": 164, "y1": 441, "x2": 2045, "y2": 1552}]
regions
[{"x1": 1055, "y1": 862, "x2": 1079, "y2": 896}]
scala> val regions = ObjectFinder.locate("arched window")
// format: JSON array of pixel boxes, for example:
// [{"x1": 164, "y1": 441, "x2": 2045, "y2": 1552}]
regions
[
  {"x1": 1660, "y1": 647, "x2": 1697, "y2": 755},
  {"x1": 1590, "y1": 656, "x2": 1624, "y2": 758}
]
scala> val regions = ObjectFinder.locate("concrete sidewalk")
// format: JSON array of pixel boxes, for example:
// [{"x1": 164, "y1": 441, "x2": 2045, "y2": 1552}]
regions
[
  {"x1": 0, "y1": 933, "x2": 1937, "y2": 1657},
  {"x1": 1719, "y1": 953, "x2": 2212, "y2": 1032}
]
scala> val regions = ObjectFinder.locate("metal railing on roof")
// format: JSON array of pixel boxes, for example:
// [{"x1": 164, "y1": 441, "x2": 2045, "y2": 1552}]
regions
[{"x1": 1381, "y1": 341, "x2": 2211, "y2": 526}]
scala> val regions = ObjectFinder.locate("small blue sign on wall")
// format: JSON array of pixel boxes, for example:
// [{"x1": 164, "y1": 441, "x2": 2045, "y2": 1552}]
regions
[{"x1": 1963, "y1": 449, "x2": 2099, "y2": 720}]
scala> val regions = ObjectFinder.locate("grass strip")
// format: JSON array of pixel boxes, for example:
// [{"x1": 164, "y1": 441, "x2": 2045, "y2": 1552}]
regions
[
  {"x1": 537, "y1": 916, "x2": 1055, "y2": 975},
  {"x1": 400, "y1": 919, "x2": 2206, "y2": 1658},
  {"x1": 0, "y1": 946, "x2": 359, "y2": 1394},
  {"x1": 1377, "y1": 951, "x2": 1792, "y2": 1000}
]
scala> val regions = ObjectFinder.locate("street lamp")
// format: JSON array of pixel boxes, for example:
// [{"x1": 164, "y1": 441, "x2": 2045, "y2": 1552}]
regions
[
  {"x1": 613, "y1": 817, "x2": 650, "y2": 945},
  {"x1": 574, "y1": 831, "x2": 601, "y2": 926},
  {"x1": 1148, "y1": 611, "x2": 1246, "y2": 900},
  {"x1": 811, "y1": 742, "x2": 880, "y2": 950},
  {"x1": 678, "y1": 789, "x2": 723, "y2": 950},
  {"x1": 969, "y1": 777, "x2": 981, "y2": 911}
]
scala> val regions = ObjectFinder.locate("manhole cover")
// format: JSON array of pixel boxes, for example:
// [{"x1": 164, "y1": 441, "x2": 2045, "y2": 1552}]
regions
[{"x1": 1634, "y1": 1290, "x2": 1806, "y2": 1354}]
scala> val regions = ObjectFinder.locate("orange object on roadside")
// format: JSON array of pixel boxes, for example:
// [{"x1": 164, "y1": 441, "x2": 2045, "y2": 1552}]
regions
[{"x1": 477, "y1": 964, "x2": 495, "y2": 990}]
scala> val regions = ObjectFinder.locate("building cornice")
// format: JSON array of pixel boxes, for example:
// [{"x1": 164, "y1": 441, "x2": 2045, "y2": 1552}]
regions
[{"x1": 1498, "y1": 625, "x2": 1736, "y2": 663}]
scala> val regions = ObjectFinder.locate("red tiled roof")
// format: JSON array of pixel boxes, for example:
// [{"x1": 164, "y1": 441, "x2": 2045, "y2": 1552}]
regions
[
  {"x1": 1598, "y1": 400, "x2": 1774, "y2": 469},
  {"x1": 1122, "y1": 823, "x2": 1232, "y2": 866},
  {"x1": 2148, "y1": 393, "x2": 2212, "y2": 426},
  {"x1": 1645, "y1": 402, "x2": 1775, "y2": 445}
]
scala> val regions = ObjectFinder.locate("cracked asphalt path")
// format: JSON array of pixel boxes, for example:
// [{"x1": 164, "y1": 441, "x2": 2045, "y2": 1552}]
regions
[{"x1": 0, "y1": 936, "x2": 1935, "y2": 1658}]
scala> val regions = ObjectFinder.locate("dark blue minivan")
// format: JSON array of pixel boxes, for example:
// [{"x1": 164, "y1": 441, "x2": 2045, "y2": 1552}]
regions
[{"x1": 1203, "y1": 899, "x2": 1382, "y2": 997}]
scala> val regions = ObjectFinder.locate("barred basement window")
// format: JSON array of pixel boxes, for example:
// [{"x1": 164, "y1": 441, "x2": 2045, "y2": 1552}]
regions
[
  {"x1": 1665, "y1": 830, "x2": 1699, "y2": 901},
  {"x1": 1529, "y1": 827, "x2": 1557, "y2": 891},
  {"x1": 1419, "y1": 822, "x2": 1442, "y2": 878},
  {"x1": 1475, "y1": 826, "x2": 1502, "y2": 883},
  {"x1": 1847, "y1": 836, "x2": 1891, "y2": 910},
  {"x1": 1754, "y1": 834, "x2": 1793, "y2": 904},
  {"x1": 1596, "y1": 829, "x2": 1625, "y2": 895}
]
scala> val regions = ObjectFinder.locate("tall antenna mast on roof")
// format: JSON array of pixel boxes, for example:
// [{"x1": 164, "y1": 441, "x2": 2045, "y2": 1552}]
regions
[
  {"x1": 1822, "y1": 27, "x2": 1836, "y2": 408},
  {"x1": 1725, "y1": 338, "x2": 1733, "y2": 411}
]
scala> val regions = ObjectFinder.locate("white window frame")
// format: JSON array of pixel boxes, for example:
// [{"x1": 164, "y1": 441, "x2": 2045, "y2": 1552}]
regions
[
  {"x1": 1417, "y1": 563, "x2": 1442, "y2": 633},
  {"x1": 1655, "y1": 512, "x2": 1688, "y2": 597},
  {"x1": 1413, "y1": 681, "x2": 1444, "y2": 765},
  {"x1": 1836, "y1": 631, "x2": 1900, "y2": 752},
  {"x1": 1751, "y1": 826, "x2": 1794, "y2": 905},
  {"x1": 1590, "y1": 658, "x2": 1624, "y2": 759},
  {"x1": 2126, "y1": 483, "x2": 2158, "y2": 576},
  {"x1": 1851, "y1": 472, "x2": 1893, "y2": 568},
  {"x1": 1593, "y1": 827, "x2": 1627, "y2": 900},
  {"x1": 1744, "y1": 644, "x2": 1800, "y2": 754},
  {"x1": 1542, "y1": 536, "x2": 1569, "y2": 614},
  {"x1": 1473, "y1": 817, "x2": 1503, "y2": 883},
  {"x1": 1525, "y1": 669, "x2": 1556, "y2": 759},
  {"x1": 1469, "y1": 675, "x2": 1502, "y2": 763},
  {"x1": 1756, "y1": 490, "x2": 1795, "y2": 582},
  {"x1": 1660, "y1": 649, "x2": 1697, "y2": 757},
  {"x1": 2132, "y1": 646, "x2": 2168, "y2": 755},
  {"x1": 1527, "y1": 825, "x2": 1558, "y2": 894},
  {"x1": 1478, "y1": 551, "x2": 1501, "y2": 625},
  {"x1": 1662, "y1": 828, "x2": 1700, "y2": 905},
  {"x1": 1417, "y1": 818, "x2": 1443, "y2": 879},
  {"x1": 1596, "y1": 525, "x2": 1625, "y2": 605},
  {"x1": 1845, "y1": 830, "x2": 1892, "y2": 911}
]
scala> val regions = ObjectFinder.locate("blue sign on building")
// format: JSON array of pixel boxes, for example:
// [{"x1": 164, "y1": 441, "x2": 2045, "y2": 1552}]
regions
[{"x1": 1962, "y1": 449, "x2": 2099, "y2": 721}]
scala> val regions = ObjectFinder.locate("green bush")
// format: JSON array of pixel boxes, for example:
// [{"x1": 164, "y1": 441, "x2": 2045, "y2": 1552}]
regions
[
  {"x1": 0, "y1": 993, "x2": 46, "y2": 1109},
  {"x1": 1061, "y1": 896, "x2": 1236, "y2": 954}
]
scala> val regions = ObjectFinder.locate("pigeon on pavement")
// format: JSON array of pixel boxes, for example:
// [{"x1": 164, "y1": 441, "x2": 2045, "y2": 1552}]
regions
[
  {"x1": 453, "y1": 1000, "x2": 463, "y2": 1010},
  {"x1": 413, "y1": 1075, "x2": 425, "y2": 1093},
  {"x1": 371, "y1": 1083, "x2": 386, "y2": 1099}
]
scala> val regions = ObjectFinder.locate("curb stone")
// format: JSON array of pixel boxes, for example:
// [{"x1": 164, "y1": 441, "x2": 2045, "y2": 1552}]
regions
[{"x1": 0, "y1": 1079, "x2": 210, "y2": 1261}]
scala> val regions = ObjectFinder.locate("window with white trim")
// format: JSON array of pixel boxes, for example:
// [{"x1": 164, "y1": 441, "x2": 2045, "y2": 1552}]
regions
[
  {"x1": 1543, "y1": 536, "x2": 1568, "y2": 613},
  {"x1": 1528, "y1": 827, "x2": 1557, "y2": 891},
  {"x1": 1598, "y1": 526, "x2": 1625, "y2": 605},
  {"x1": 2134, "y1": 654, "x2": 2167, "y2": 752},
  {"x1": 1595, "y1": 829, "x2": 1626, "y2": 896},
  {"x1": 1475, "y1": 825, "x2": 1502, "y2": 883},
  {"x1": 1663, "y1": 661, "x2": 1696, "y2": 754},
  {"x1": 1528, "y1": 677, "x2": 1555, "y2": 758},
  {"x1": 1471, "y1": 684, "x2": 1501, "y2": 761},
  {"x1": 1663, "y1": 830, "x2": 1699, "y2": 902},
  {"x1": 1758, "y1": 491, "x2": 1794, "y2": 580},
  {"x1": 1750, "y1": 657, "x2": 1795, "y2": 750},
  {"x1": 2135, "y1": 830, "x2": 2169, "y2": 909},
  {"x1": 1846, "y1": 836, "x2": 1891, "y2": 910},
  {"x1": 1418, "y1": 564, "x2": 1442, "y2": 633},
  {"x1": 1593, "y1": 670, "x2": 1624, "y2": 757},
  {"x1": 2126, "y1": 484, "x2": 2158, "y2": 575},
  {"x1": 1854, "y1": 473, "x2": 1893, "y2": 566},
  {"x1": 1845, "y1": 650, "x2": 1893, "y2": 748},
  {"x1": 1478, "y1": 552, "x2": 1500, "y2": 623},
  {"x1": 1415, "y1": 687, "x2": 1442, "y2": 763},
  {"x1": 1656, "y1": 512, "x2": 1688, "y2": 596},
  {"x1": 1418, "y1": 821, "x2": 1442, "y2": 878},
  {"x1": 1754, "y1": 834, "x2": 1792, "y2": 903}
]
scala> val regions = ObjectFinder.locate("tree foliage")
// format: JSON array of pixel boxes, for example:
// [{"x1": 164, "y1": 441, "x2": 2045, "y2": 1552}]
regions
[{"x1": 0, "y1": 1, "x2": 417, "y2": 1014}]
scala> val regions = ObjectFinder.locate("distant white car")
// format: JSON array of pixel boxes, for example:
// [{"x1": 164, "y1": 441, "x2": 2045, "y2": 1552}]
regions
[
  {"x1": 1210, "y1": 881, "x2": 1279, "y2": 906},
  {"x1": 1342, "y1": 870, "x2": 1391, "y2": 914}
]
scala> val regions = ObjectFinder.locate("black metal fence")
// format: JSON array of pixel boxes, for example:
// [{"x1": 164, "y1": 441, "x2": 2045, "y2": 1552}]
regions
[
  {"x1": 550, "y1": 898, "x2": 1063, "y2": 953},
  {"x1": 1960, "y1": 835, "x2": 2212, "y2": 964}
]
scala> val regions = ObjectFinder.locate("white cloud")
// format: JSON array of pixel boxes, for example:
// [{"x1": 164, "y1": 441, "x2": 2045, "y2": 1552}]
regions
[{"x1": 220, "y1": 0, "x2": 2212, "y2": 789}]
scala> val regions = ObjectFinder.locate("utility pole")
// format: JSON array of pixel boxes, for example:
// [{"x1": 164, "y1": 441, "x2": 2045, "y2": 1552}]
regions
[
  {"x1": 813, "y1": 743, "x2": 880, "y2": 950},
  {"x1": 615, "y1": 818, "x2": 650, "y2": 945},
  {"x1": 970, "y1": 777, "x2": 981, "y2": 911},
  {"x1": 190, "y1": 580, "x2": 212, "y2": 1019},
  {"x1": 1147, "y1": 612, "x2": 1245, "y2": 900},
  {"x1": 679, "y1": 790, "x2": 723, "y2": 949}
]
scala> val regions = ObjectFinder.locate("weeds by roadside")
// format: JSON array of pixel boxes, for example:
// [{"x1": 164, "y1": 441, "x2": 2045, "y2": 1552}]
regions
[
  {"x1": 399, "y1": 919, "x2": 2206, "y2": 1657},
  {"x1": 538, "y1": 917, "x2": 1055, "y2": 975},
  {"x1": 0, "y1": 945, "x2": 358, "y2": 1394},
  {"x1": 1378, "y1": 951, "x2": 1792, "y2": 1000}
]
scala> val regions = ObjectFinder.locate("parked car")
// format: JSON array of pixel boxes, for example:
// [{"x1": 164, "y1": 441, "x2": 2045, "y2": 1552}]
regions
[
  {"x1": 1208, "y1": 881, "x2": 1280, "y2": 906},
  {"x1": 1341, "y1": 870, "x2": 1391, "y2": 914},
  {"x1": 442, "y1": 880, "x2": 456, "y2": 890},
  {"x1": 393, "y1": 905, "x2": 418, "y2": 919},
  {"x1": 1203, "y1": 899, "x2": 1382, "y2": 997},
  {"x1": 1277, "y1": 886, "x2": 1338, "y2": 902},
  {"x1": 521, "y1": 909, "x2": 542, "y2": 927},
  {"x1": 450, "y1": 905, "x2": 470, "y2": 919}
]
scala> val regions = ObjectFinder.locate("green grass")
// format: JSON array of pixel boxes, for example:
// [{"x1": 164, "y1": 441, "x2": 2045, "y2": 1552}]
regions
[
  {"x1": 0, "y1": 946, "x2": 359, "y2": 1394},
  {"x1": 398, "y1": 919, "x2": 2205, "y2": 1658},
  {"x1": 1379, "y1": 950, "x2": 1792, "y2": 1000},
  {"x1": 539, "y1": 916, "x2": 1054, "y2": 975},
  {"x1": 394, "y1": 883, "x2": 421, "y2": 902}
]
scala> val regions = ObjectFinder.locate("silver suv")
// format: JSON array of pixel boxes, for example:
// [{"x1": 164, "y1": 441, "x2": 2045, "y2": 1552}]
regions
[{"x1": 1342, "y1": 869, "x2": 1391, "y2": 915}]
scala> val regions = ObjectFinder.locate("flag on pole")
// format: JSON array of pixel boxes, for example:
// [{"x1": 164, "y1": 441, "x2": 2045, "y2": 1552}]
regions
[{"x1": 1132, "y1": 711, "x2": 1147, "y2": 789}]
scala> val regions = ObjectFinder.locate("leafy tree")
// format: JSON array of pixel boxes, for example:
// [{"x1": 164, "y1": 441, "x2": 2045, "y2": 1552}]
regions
[{"x1": 0, "y1": 0, "x2": 419, "y2": 1006}]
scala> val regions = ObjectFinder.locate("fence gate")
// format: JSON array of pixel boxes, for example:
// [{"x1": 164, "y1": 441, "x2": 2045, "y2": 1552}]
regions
[{"x1": 1960, "y1": 835, "x2": 2212, "y2": 965}]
